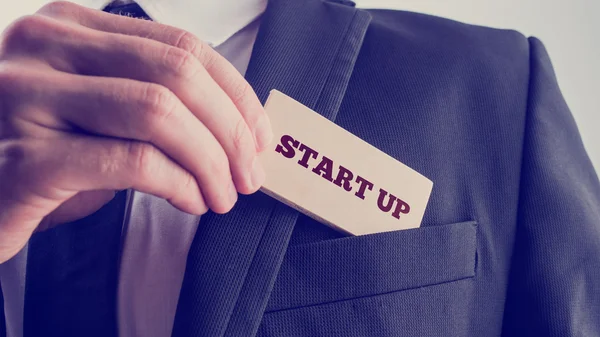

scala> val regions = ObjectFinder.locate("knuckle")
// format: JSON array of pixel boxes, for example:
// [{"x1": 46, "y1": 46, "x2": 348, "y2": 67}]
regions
[
  {"x1": 246, "y1": 109, "x2": 264, "y2": 131},
  {"x1": 229, "y1": 117, "x2": 252, "y2": 156},
  {"x1": 173, "y1": 31, "x2": 204, "y2": 59},
  {"x1": 1, "y1": 15, "x2": 51, "y2": 46},
  {"x1": 37, "y1": 1, "x2": 76, "y2": 17},
  {"x1": 0, "y1": 139, "x2": 28, "y2": 166},
  {"x1": 97, "y1": 155, "x2": 117, "y2": 177},
  {"x1": 229, "y1": 80, "x2": 251, "y2": 107},
  {"x1": 175, "y1": 172, "x2": 196, "y2": 199},
  {"x1": 181, "y1": 172, "x2": 195, "y2": 191},
  {"x1": 0, "y1": 140, "x2": 35, "y2": 187},
  {"x1": 0, "y1": 67, "x2": 37, "y2": 139},
  {"x1": 174, "y1": 31, "x2": 215, "y2": 69},
  {"x1": 206, "y1": 151, "x2": 230, "y2": 179},
  {"x1": 163, "y1": 46, "x2": 198, "y2": 78},
  {"x1": 142, "y1": 84, "x2": 177, "y2": 126},
  {"x1": 175, "y1": 31, "x2": 212, "y2": 64},
  {"x1": 204, "y1": 152, "x2": 232, "y2": 205},
  {"x1": 0, "y1": 63, "x2": 20, "y2": 97},
  {"x1": 127, "y1": 141, "x2": 157, "y2": 179},
  {"x1": 97, "y1": 143, "x2": 121, "y2": 176}
]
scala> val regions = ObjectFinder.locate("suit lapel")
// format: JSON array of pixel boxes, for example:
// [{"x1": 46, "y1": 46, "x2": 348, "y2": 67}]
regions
[{"x1": 172, "y1": 1, "x2": 371, "y2": 336}]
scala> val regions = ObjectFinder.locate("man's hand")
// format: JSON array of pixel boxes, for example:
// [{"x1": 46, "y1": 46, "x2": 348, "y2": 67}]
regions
[{"x1": 0, "y1": 1, "x2": 272, "y2": 263}]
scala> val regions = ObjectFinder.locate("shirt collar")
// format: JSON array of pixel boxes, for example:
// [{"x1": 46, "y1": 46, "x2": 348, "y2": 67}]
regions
[{"x1": 67, "y1": 0, "x2": 267, "y2": 47}]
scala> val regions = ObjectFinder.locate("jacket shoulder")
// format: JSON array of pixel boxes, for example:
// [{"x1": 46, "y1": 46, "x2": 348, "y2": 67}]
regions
[{"x1": 363, "y1": 9, "x2": 530, "y2": 70}]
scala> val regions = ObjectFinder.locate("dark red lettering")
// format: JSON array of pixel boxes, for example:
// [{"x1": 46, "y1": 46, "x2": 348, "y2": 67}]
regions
[
  {"x1": 275, "y1": 134, "x2": 299, "y2": 159},
  {"x1": 312, "y1": 156, "x2": 334, "y2": 182},
  {"x1": 297, "y1": 143, "x2": 318, "y2": 168},
  {"x1": 333, "y1": 165, "x2": 354, "y2": 192},
  {"x1": 391, "y1": 198, "x2": 410, "y2": 219},
  {"x1": 354, "y1": 175, "x2": 374, "y2": 200},
  {"x1": 377, "y1": 188, "x2": 396, "y2": 212}
]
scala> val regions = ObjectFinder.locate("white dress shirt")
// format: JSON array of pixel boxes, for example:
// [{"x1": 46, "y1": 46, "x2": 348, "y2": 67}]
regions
[{"x1": 0, "y1": 0, "x2": 266, "y2": 336}]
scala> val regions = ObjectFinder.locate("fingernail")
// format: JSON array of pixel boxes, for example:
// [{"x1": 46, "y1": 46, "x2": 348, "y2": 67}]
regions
[
  {"x1": 255, "y1": 115, "x2": 273, "y2": 151},
  {"x1": 229, "y1": 182, "x2": 238, "y2": 204},
  {"x1": 251, "y1": 157, "x2": 266, "y2": 190}
]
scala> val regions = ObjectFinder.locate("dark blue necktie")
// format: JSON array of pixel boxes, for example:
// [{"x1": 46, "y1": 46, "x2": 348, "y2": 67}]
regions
[{"x1": 103, "y1": 1, "x2": 151, "y2": 20}]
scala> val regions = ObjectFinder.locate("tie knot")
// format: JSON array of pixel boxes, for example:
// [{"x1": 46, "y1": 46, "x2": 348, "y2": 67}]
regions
[{"x1": 103, "y1": 0, "x2": 152, "y2": 20}]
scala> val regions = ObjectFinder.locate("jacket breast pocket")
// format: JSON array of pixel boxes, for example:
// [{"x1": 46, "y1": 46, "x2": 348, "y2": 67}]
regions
[{"x1": 265, "y1": 221, "x2": 478, "y2": 312}]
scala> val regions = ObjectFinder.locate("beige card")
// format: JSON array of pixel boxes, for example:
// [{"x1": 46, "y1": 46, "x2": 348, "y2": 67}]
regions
[{"x1": 259, "y1": 90, "x2": 433, "y2": 236}]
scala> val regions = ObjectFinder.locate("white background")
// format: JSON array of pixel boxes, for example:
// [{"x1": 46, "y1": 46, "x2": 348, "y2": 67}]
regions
[{"x1": 1, "y1": 0, "x2": 599, "y2": 172}]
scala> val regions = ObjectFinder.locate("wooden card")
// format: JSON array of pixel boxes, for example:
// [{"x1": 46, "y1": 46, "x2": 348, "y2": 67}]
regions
[{"x1": 259, "y1": 90, "x2": 433, "y2": 236}]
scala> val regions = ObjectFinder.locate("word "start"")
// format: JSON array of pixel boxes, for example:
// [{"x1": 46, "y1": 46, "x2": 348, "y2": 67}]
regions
[{"x1": 274, "y1": 134, "x2": 411, "y2": 220}]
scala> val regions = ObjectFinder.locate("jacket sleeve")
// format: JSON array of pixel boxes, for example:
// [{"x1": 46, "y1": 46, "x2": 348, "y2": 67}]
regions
[{"x1": 501, "y1": 37, "x2": 600, "y2": 336}]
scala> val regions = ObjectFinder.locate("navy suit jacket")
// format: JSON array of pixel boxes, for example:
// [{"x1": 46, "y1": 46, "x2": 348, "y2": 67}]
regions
[{"x1": 4, "y1": 0, "x2": 599, "y2": 336}]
